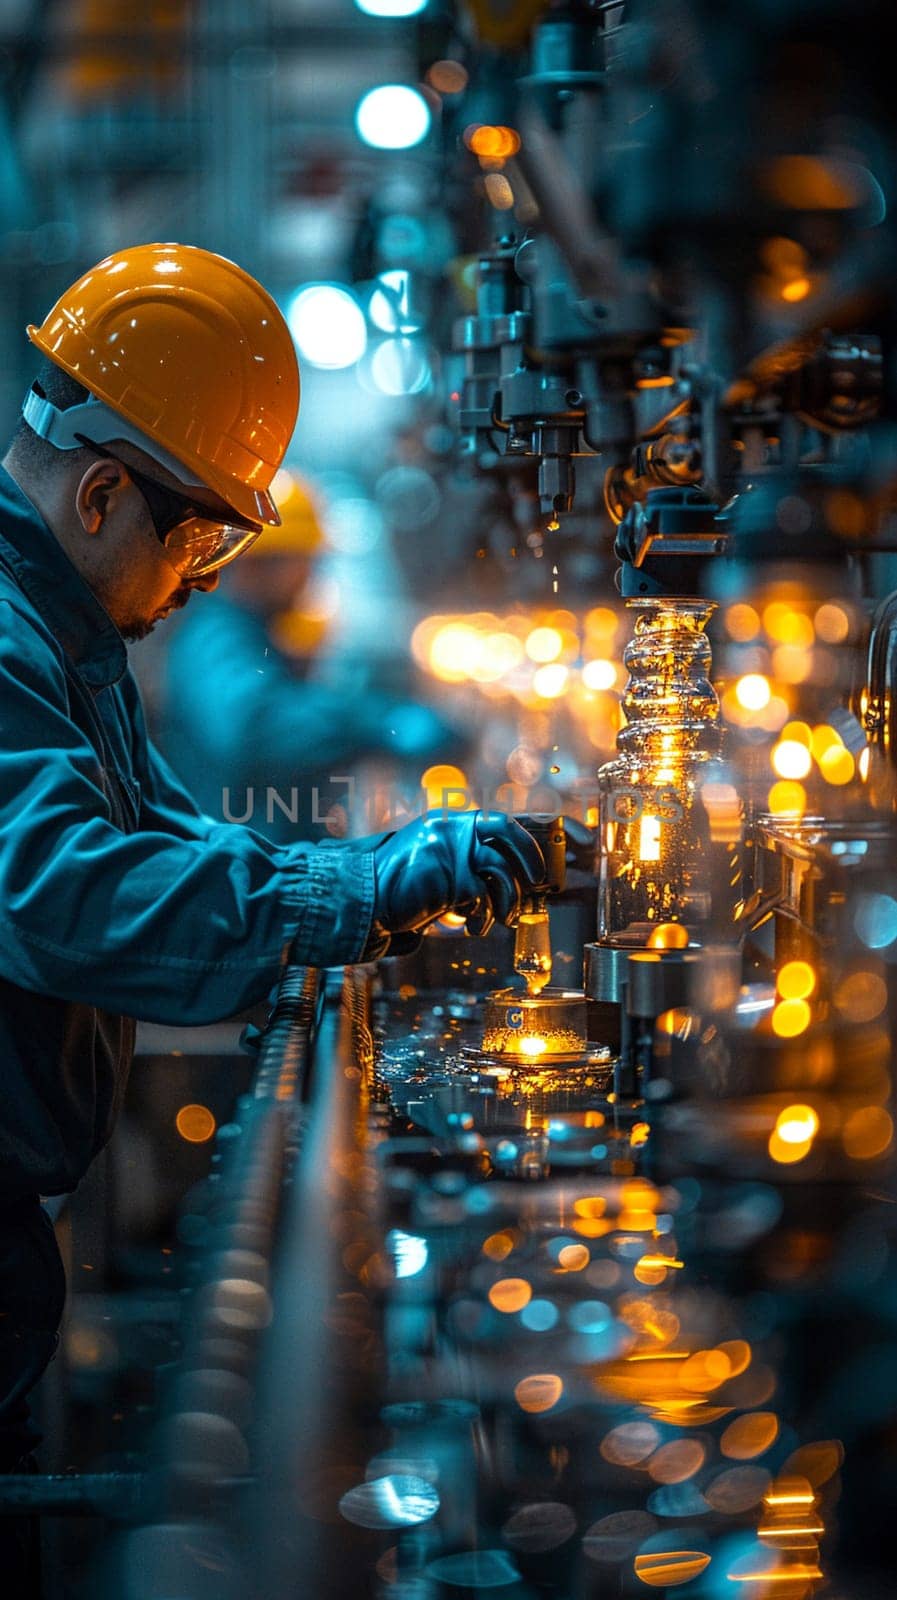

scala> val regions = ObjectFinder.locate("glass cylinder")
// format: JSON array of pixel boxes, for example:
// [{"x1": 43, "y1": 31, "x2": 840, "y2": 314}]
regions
[
  {"x1": 597, "y1": 598, "x2": 740, "y2": 943},
  {"x1": 513, "y1": 899, "x2": 552, "y2": 996}
]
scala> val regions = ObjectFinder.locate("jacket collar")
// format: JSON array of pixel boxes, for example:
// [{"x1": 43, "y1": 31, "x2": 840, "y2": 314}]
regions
[{"x1": 0, "y1": 463, "x2": 127, "y2": 687}]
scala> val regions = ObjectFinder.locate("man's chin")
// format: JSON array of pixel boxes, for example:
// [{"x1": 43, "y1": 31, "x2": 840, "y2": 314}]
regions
[
  {"x1": 121, "y1": 618, "x2": 157, "y2": 642},
  {"x1": 122, "y1": 591, "x2": 191, "y2": 641}
]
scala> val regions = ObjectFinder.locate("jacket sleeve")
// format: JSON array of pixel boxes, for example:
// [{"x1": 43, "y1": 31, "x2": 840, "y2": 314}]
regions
[{"x1": 0, "y1": 603, "x2": 375, "y2": 1024}]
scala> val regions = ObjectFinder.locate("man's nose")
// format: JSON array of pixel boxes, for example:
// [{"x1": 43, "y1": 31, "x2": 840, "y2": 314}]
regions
[{"x1": 191, "y1": 570, "x2": 221, "y2": 594}]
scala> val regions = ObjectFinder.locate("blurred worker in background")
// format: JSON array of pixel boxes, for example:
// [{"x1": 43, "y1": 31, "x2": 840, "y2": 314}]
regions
[
  {"x1": 0, "y1": 242, "x2": 543, "y2": 1592},
  {"x1": 158, "y1": 468, "x2": 464, "y2": 843}
]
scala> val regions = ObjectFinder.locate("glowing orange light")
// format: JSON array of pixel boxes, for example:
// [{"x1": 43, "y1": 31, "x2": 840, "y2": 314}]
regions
[
  {"x1": 175, "y1": 1104, "x2": 216, "y2": 1143},
  {"x1": 532, "y1": 663, "x2": 569, "y2": 698},
  {"x1": 634, "y1": 1551, "x2": 711, "y2": 1588},
  {"x1": 421, "y1": 764, "x2": 469, "y2": 810},
  {"x1": 526, "y1": 625, "x2": 563, "y2": 662},
  {"x1": 680, "y1": 1349, "x2": 732, "y2": 1393},
  {"x1": 482, "y1": 1231, "x2": 516, "y2": 1261},
  {"x1": 767, "y1": 781, "x2": 807, "y2": 817},
  {"x1": 776, "y1": 961, "x2": 816, "y2": 1001},
  {"x1": 585, "y1": 606, "x2": 619, "y2": 639},
  {"x1": 634, "y1": 1251, "x2": 684, "y2": 1286},
  {"x1": 428, "y1": 621, "x2": 482, "y2": 681},
  {"x1": 771, "y1": 1000, "x2": 811, "y2": 1038},
  {"x1": 769, "y1": 1131, "x2": 812, "y2": 1164},
  {"x1": 735, "y1": 673, "x2": 771, "y2": 711},
  {"x1": 842, "y1": 1105, "x2": 893, "y2": 1159},
  {"x1": 557, "y1": 1243, "x2": 590, "y2": 1272},
  {"x1": 582, "y1": 658, "x2": 617, "y2": 691},
  {"x1": 819, "y1": 744, "x2": 855, "y2": 785},
  {"x1": 779, "y1": 1105, "x2": 820, "y2": 1147},
  {"x1": 725, "y1": 603, "x2": 761, "y2": 641},
  {"x1": 638, "y1": 814, "x2": 662, "y2": 861},
  {"x1": 647, "y1": 923, "x2": 689, "y2": 950},
  {"x1": 721, "y1": 1412, "x2": 780, "y2": 1460},
  {"x1": 514, "y1": 1373, "x2": 563, "y2": 1413},
  {"x1": 782, "y1": 1441, "x2": 843, "y2": 1487},
  {"x1": 781, "y1": 275, "x2": 812, "y2": 302},
  {"x1": 467, "y1": 124, "x2": 522, "y2": 159},
  {"x1": 764, "y1": 1475, "x2": 815, "y2": 1507},
  {"x1": 473, "y1": 630, "x2": 524, "y2": 681},
  {"x1": 717, "y1": 1340, "x2": 752, "y2": 1376},
  {"x1": 517, "y1": 1035, "x2": 548, "y2": 1057},
  {"x1": 763, "y1": 602, "x2": 814, "y2": 647},
  {"x1": 772, "y1": 740, "x2": 812, "y2": 780},
  {"x1": 834, "y1": 970, "x2": 887, "y2": 1022},
  {"x1": 814, "y1": 602, "x2": 850, "y2": 643},
  {"x1": 771, "y1": 644, "x2": 812, "y2": 684},
  {"x1": 781, "y1": 719, "x2": 813, "y2": 747},
  {"x1": 859, "y1": 746, "x2": 871, "y2": 780},
  {"x1": 810, "y1": 723, "x2": 842, "y2": 761},
  {"x1": 489, "y1": 1277, "x2": 532, "y2": 1313}
]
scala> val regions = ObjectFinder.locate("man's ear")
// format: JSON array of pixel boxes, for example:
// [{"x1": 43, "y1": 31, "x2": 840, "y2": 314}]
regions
[{"x1": 75, "y1": 458, "x2": 127, "y2": 535}]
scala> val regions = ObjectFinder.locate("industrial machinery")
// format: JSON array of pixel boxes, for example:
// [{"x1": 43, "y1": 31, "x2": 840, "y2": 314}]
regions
[{"x1": 10, "y1": 1, "x2": 887, "y2": 1595}]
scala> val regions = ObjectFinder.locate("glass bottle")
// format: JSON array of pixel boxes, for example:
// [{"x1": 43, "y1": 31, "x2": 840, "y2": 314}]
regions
[{"x1": 597, "y1": 598, "x2": 740, "y2": 943}]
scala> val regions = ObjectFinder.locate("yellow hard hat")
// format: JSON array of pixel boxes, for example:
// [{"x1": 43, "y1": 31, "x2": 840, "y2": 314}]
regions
[
  {"x1": 247, "y1": 468, "x2": 325, "y2": 556},
  {"x1": 26, "y1": 242, "x2": 300, "y2": 528}
]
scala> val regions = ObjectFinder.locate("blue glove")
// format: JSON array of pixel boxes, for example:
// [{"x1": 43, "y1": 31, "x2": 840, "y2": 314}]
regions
[{"x1": 363, "y1": 810, "x2": 545, "y2": 959}]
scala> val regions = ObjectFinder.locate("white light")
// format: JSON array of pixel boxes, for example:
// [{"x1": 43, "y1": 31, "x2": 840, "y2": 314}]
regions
[
  {"x1": 356, "y1": 85, "x2": 431, "y2": 151},
  {"x1": 370, "y1": 337, "x2": 431, "y2": 395},
  {"x1": 369, "y1": 270, "x2": 421, "y2": 334},
  {"x1": 286, "y1": 284, "x2": 367, "y2": 370},
  {"x1": 355, "y1": 0, "x2": 428, "y2": 15},
  {"x1": 353, "y1": 0, "x2": 425, "y2": 13},
  {"x1": 582, "y1": 658, "x2": 617, "y2": 691},
  {"x1": 387, "y1": 1230, "x2": 429, "y2": 1278}
]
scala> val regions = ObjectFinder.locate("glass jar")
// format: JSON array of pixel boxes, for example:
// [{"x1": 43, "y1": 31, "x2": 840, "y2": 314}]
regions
[{"x1": 597, "y1": 598, "x2": 741, "y2": 943}]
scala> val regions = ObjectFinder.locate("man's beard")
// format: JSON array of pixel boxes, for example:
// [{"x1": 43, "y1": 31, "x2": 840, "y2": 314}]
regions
[{"x1": 121, "y1": 584, "x2": 193, "y2": 641}]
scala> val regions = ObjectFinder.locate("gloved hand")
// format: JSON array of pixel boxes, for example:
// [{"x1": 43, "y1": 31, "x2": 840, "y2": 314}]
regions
[{"x1": 363, "y1": 809, "x2": 545, "y2": 959}]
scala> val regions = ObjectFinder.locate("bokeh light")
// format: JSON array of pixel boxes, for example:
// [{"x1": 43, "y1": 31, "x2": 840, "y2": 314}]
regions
[
  {"x1": 287, "y1": 283, "x2": 367, "y2": 369},
  {"x1": 772, "y1": 740, "x2": 812, "y2": 780},
  {"x1": 735, "y1": 674, "x2": 771, "y2": 711},
  {"x1": 771, "y1": 1000, "x2": 811, "y2": 1038},
  {"x1": 777, "y1": 961, "x2": 816, "y2": 1001},
  {"x1": 355, "y1": 0, "x2": 428, "y2": 13},
  {"x1": 489, "y1": 1278, "x2": 532, "y2": 1313},
  {"x1": 175, "y1": 1103, "x2": 216, "y2": 1143},
  {"x1": 356, "y1": 85, "x2": 431, "y2": 149},
  {"x1": 842, "y1": 1105, "x2": 893, "y2": 1159},
  {"x1": 514, "y1": 1374, "x2": 563, "y2": 1413},
  {"x1": 465, "y1": 124, "x2": 521, "y2": 159}
]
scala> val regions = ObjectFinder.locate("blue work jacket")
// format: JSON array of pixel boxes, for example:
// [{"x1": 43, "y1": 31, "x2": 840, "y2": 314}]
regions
[{"x1": 0, "y1": 467, "x2": 375, "y2": 1197}]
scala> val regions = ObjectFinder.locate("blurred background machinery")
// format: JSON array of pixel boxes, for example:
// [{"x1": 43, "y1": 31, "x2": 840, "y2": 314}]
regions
[{"x1": 4, "y1": 0, "x2": 897, "y2": 1595}]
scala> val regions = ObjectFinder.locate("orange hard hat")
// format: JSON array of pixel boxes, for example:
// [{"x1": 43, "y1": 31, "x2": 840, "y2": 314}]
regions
[
  {"x1": 26, "y1": 242, "x2": 300, "y2": 528},
  {"x1": 247, "y1": 467, "x2": 325, "y2": 556}
]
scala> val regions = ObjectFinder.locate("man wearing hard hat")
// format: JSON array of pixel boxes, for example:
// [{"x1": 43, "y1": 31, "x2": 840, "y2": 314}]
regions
[{"x1": 0, "y1": 244, "x2": 542, "y2": 1583}]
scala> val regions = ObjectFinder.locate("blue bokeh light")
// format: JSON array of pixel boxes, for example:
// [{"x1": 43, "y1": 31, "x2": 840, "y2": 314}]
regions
[
  {"x1": 356, "y1": 85, "x2": 431, "y2": 150},
  {"x1": 286, "y1": 283, "x2": 367, "y2": 369},
  {"x1": 355, "y1": 0, "x2": 428, "y2": 15}
]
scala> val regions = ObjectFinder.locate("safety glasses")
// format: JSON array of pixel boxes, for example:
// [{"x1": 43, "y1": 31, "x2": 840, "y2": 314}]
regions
[{"x1": 80, "y1": 441, "x2": 262, "y2": 578}]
